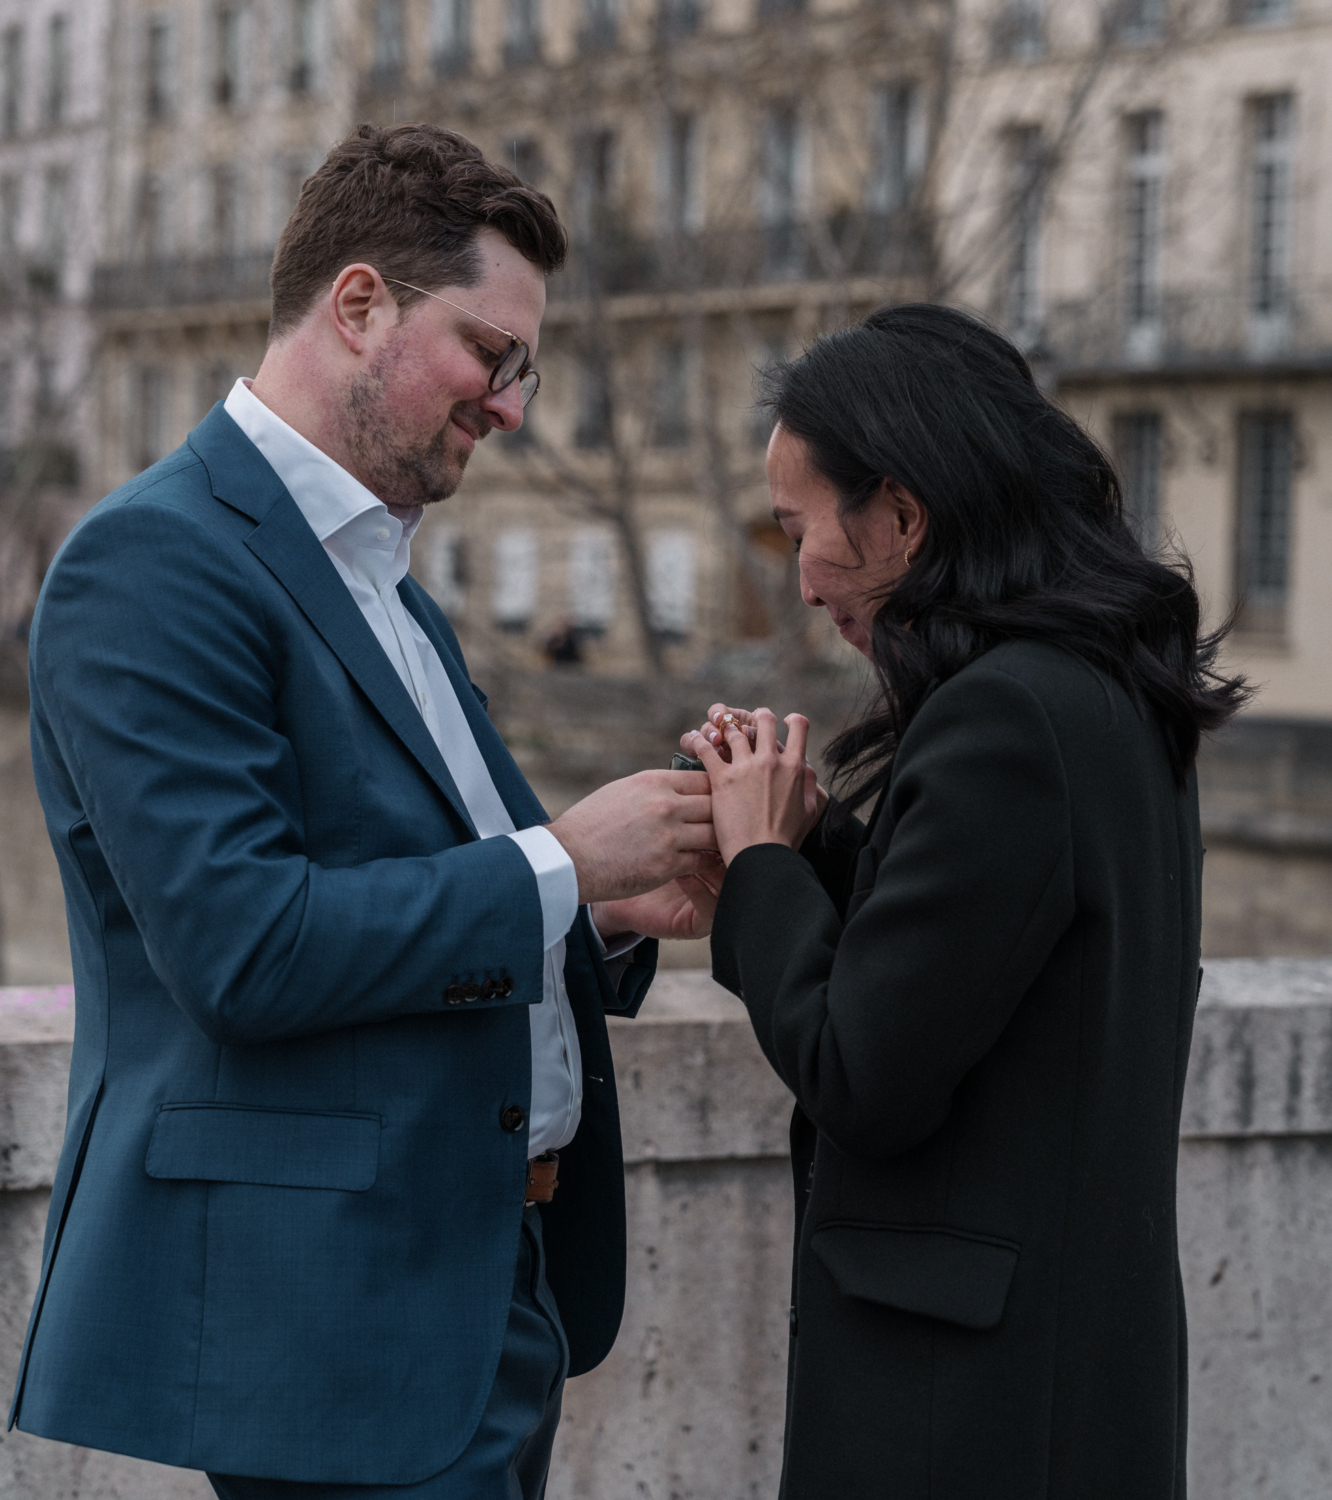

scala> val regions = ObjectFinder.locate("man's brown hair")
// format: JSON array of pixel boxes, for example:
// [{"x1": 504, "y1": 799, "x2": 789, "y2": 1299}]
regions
[{"x1": 268, "y1": 123, "x2": 567, "y2": 338}]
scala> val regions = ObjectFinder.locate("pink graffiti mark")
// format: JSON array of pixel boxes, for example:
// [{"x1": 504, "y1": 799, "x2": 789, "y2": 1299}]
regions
[{"x1": 0, "y1": 985, "x2": 75, "y2": 1017}]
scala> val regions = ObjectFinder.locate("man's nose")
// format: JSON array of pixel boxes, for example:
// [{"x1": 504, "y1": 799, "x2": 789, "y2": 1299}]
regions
[
  {"x1": 480, "y1": 379, "x2": 525, "y2": 433},
  {"x1": 799, "y1": 571, "x2": 824, "y2": 609}
]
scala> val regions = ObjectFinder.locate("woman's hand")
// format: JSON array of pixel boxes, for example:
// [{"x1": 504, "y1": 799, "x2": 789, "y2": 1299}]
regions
[
  {"x1": 592, "y1": 872, "x2": 722, "y2": 944},
  {"x1": 681, "y1": 704, "x2": 757, "y2": 763},
  {"x1": 686, "y1": 709, "x2": 823, "y2": 866}
]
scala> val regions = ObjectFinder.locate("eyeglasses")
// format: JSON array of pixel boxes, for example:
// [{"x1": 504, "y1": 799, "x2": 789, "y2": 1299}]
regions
[{"x1": 383, "y1": 278, "x2": 540, "y2": 407}]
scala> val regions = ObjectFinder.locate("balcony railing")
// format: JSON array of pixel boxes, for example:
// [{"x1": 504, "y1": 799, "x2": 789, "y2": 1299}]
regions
[
  {"x1": 92, "y1": 251, "x2": 273, "y2": 311},
  {"x1": 554, "y1": 212, "x2": 931, "y2": 300},
  {"x1": 1044, "y1": 283, "x2": 1332, "y2": 376},
  {"x1": 87, "y1": 217, "x2": 929, "y2": 320}
]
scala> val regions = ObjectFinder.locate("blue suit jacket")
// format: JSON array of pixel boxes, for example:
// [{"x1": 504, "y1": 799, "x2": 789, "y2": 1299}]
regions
[{"x1": 8, "y1": 405, "x2": 656, "y2": 1485}]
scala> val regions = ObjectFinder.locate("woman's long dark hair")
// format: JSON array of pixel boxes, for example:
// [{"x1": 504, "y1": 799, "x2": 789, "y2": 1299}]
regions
[{"x1": 764, "y1": 303, "x2": 1248, "y2": 808}]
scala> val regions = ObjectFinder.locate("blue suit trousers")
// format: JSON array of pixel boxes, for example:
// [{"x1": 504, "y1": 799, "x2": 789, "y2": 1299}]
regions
[{"x1": 207, "y1": 1209, "x2": 568, "y2": 1500}]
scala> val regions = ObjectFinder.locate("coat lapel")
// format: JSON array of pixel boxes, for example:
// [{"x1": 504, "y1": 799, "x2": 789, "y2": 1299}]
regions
[{"x1": 188, "y1": 405, "x2": 479, "y2": 837}]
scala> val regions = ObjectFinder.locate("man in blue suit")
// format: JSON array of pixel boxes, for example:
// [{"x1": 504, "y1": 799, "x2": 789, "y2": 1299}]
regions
[{"x1": 9, "y1": 125, "x2": 720, "y2": 1498}]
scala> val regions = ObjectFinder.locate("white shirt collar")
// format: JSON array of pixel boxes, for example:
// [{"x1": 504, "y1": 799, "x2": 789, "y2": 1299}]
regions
[{"x1": 223, "y1": 376, "x2": 423, "y2": 548}]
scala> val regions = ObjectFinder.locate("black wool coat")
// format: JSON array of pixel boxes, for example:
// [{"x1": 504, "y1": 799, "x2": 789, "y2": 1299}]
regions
[{"x1": 711, "y1": 640, "x2": 1202, "y2": 1500}]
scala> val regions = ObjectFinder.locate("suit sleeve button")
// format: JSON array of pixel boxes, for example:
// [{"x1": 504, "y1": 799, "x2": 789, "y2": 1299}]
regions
[
  {"x1": 445, "y1": 985, "x2": 466, "y2": 1004},
  {"x1": 481, "y1": 979, "x2": 501, "y2": 1000},
  {"x1": 500, "y1": 977, "x2": 515, "y2": 998},
  {"x1": 462, "y1": 982, "x2": 481, "y2": 1002},
  {"x1": 500, "y1": 1105, "x2": 526, "y2": 1133}
]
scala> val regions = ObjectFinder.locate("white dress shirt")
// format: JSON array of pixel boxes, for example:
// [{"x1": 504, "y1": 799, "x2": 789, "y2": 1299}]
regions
[{"x1": 224, "y1": 377, "x2": 585, "y2": 1155}]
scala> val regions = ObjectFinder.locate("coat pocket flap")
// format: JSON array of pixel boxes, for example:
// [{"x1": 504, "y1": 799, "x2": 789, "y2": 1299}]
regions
[
  {"x1": 811, "y1": 1223, "x2": 1019, "y2": 1330},
  {"x1": 145, "y1": 1103, "x2": 381, "y2": 1192}
]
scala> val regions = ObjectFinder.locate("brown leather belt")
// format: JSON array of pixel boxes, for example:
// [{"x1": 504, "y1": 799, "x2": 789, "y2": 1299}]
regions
[{"x1": 525, "y1": 1152, "x2": 559, "y2": 1206}]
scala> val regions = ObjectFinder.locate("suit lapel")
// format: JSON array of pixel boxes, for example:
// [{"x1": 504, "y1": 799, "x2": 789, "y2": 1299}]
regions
[
  {"x1": 399, "y1": 580, "x2": 549, "y2": 830},
  {"x1": 188, "y1": 405, "x2": 479, "y2": 837}
]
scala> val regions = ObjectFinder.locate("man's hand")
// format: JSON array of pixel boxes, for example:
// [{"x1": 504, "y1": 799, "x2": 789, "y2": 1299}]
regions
[
  {"x1": 593, "y1": 871, "x2": 722, "y2": 945},
  {"x1": 547, "y1": 769, "x2": 719, "y2": 904}
]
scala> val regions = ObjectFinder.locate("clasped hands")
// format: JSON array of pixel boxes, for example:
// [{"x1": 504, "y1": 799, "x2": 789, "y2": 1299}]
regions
[{"x1": 545, "y1": 703, "x2": 826, "y2": 947}]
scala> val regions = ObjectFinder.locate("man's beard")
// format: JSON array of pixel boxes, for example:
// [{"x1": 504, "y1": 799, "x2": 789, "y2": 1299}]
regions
[{"x1": 343, "y1": 333, "x2": 487, "y2": 507}]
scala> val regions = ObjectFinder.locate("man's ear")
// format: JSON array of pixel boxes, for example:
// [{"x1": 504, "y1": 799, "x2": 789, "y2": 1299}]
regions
[{"x1": 329, "y1": 264, "x2": 396, "y2": 355}]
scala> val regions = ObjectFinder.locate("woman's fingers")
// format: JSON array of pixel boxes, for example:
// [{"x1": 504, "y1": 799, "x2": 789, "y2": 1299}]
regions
[
  {"x1": 752, "y1": 707, "x2": 780, "y2": 756},
  {"x1": 784, "y1": 713, "x2": 811, "y2": 765},
  {"x1": 704, "y1": 705, "x2": 757, "y2": 755},
  {"x1": 687, "y1": 728, "x2": 726, "y2": 773}
]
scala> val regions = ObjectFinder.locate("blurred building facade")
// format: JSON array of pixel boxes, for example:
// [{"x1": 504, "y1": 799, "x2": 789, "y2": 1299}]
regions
[
  {"x1": 1, "y1": 0, "x2": 1313, "y2": 703},
  {"x1": 1, "y1": 0, "x2": 1332, "y2": 970}
]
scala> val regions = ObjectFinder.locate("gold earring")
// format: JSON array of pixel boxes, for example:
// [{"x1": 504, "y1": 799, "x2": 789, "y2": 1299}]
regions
[{"x1": 903, "y1": 547, "x2": 913, "y2": 569}]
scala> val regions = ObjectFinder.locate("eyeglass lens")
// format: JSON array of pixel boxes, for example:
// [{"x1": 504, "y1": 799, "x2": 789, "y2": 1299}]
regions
[{"x1": 491, "y1": 341, "x2": 539, "y2": 407}]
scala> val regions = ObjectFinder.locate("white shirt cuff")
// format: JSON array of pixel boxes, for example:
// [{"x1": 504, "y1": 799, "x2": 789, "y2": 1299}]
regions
[
  {"x1": 506, "y1": 826, "x2": 579, "y2": 952},
  {"x1": 594, "y1": 925, "x2": 644, "y2": 960}
]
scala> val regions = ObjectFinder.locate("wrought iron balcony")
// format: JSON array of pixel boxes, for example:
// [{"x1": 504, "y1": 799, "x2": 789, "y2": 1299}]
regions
[
  {"x1": 552, "y1": 211, "x2": 931, "y2": 301},
  {"x1": 91, "y1": 251, "x2": 273, "y2": 311},
  {"x1": 1044, "y1": 283, "x2": 1332, "y2": 378}
]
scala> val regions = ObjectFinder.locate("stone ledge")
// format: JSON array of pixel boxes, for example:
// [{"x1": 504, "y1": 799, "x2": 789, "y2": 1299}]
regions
[{"x1": 4, "y1": 960, "x2": 1330, "y2": 1189}]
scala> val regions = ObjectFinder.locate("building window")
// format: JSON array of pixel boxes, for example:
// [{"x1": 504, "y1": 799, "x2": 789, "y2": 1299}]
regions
[
  {"x1": 1235, "y1": 411, "x2": 1293, "y2": 635},
  {"x1": 289, "y1": 0, "x2": 321, "y2": 95},
  {"x1": 751, "y1": 333, "x2": 786, "y2": 447},
  {"x1": 273, "y1": 154, "x2": 310, "y2": 239},
  {"x1": 993, "y1": 0, "x2": 1043, "y2": 59},
  {"x1": 1249, "y1": 93, "x2": 1294, "y2": 321},
  {"x1": 370, "y1": 0, "x2": 405, "y2": 89},
  {"x1": 432, "y1": 0, "x2": 470, "y2": 76},
  {"x1": 1124, "y1": 110, "x2": 1165, "y2": 347},
  {"x1": 134, "y1": 173, "x2": 170, "y2": 260},
  {"x1": 0, "y1": 176, "x2": 20, "y2": 257},
  {"x1": 658, "y1": 0, "x2": 701, "y2": 37},
  {"x1": 1006, "y1": 125, "x2": 1044, "y2": 345},
  {"x1": 652, "y1": 341, "x2": 691, "y2": 447},
  {"x1": 868, "y1": 82, "x2": 924, "y2": 215},
  {"x1": 209, "y1": 164, "x2": 242, "y2": 256},
  {"x1": 0, "y1": 361, "x2": 13, "y2": 444},
  {"x1": 2, "y1": 26, "x2": 23, "y2": 137},
  {"x1": 424, "y1": 525, "x2": 467, "y2": 613},
  {"x1": 1113, "y1": 412, "x2": 1163, "y2": 544},
  {"x1": 1232, "y1": 0, "x2": 1291, "y2": 24},
  {"x1": 135, "y1": 366, "x2": 173, "y2": 472},
  {"x1": 493, "y1": 528, "x2": 538, "y2": 630},
  {"x1": 574, "y1": 357, "x2": 612, "y2": 449},
  {"x1": 505, "y1": 0, "x2": 541, "y2": 67},
  {"x1": 573, "y1": 129, "x2": 615, "y2": 235},
  {"x1": 579, "y1": 0, "x2": 617, "y2": 53},
  {"x1": 46, "y1": 15, "x2": 68, "y2": 126},
  {"x1": 145, "y1": 16, "x2": 172, "y2": 121},
  {"x1": 213, "y1": 5, "x2": 244, "y2": 109},
  {"x1": 647, "y1": 531, "x2": 696, "y2": 639},
  {"x1": 42, "y1": 168, "x2": 69, "y2": 268},
  {"x1": 760, "y1": 103, "x2": 802, "y2": 275},
  {"x1": 1117, "y1": 0, "x2": 1166, "y2": 43},
  {"x1": 568, "y1": 528, "x2": 616, "y2": 634},
  {"x1": 507, "y1": 138, "x2": 543, "y2": 185},
  {"x1": 196, "y1": 360, "x2": 237, "y2": 419},
  {"x1": 661, "y1": 111, "x2": 703, "y2": 235}
]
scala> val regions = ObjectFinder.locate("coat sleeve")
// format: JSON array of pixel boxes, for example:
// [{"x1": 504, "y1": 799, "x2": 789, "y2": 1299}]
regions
[
  {"x1": 710, "y1": 664, "x2": 1076, "y2": 1159},
  {"x1": 29, "y1": 497, "x2": 547, "y2": 1046}
]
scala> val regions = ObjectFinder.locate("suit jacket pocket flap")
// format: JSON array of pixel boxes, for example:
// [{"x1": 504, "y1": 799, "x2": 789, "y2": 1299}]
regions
[
  {"x1": 146, "y1": 1103, "x2": 381, "y2": 1191},
  {"x1": 811, "y1": 1223, "x2": 1018, "y2": 1330}
]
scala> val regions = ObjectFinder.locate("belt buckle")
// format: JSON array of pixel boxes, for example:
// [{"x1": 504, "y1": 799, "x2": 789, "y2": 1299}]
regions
[{"x1": 524, "y1": 1151, "x2": 559, "y2": 1206}]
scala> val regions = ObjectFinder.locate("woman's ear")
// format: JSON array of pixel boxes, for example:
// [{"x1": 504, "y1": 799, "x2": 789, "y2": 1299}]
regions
[{"x1": 887, "y1": 482, "x2": 929, "y2": 551}]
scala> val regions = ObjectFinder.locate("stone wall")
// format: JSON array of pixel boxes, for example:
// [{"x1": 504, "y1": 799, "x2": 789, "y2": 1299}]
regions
[{"x1": 2, "y1": 965, "x2": 1331, "y2": 1498}]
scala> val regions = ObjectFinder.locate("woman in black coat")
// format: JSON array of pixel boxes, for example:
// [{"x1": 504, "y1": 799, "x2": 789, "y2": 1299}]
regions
[{"x1": 683, "y1": 306, "x2": 1246, "y2": 1499}]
